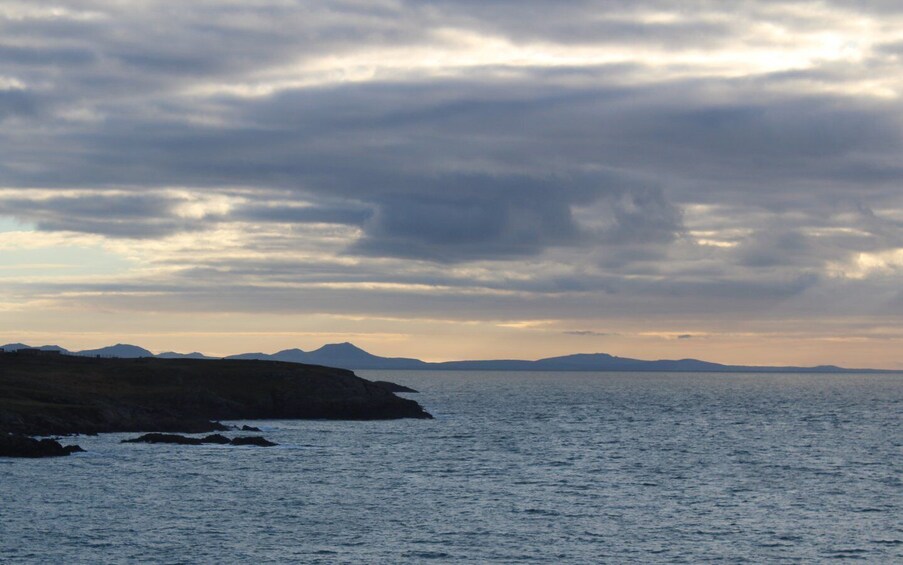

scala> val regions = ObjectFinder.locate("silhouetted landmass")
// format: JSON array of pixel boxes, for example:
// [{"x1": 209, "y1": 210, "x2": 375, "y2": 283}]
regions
[
  {"x1": 75, "y1": 343, "x2": 155, "y2": 358},
  {"x1": 229, "y1": 343, "x2": 428, "y2": 370},
  {"x1": 156, "y1": 351, "x2": 217, "y2": 360},
  {"x1": 0, "y1": 343, "x2": 895, "y2": 372},
  {"x1": 0, "y1": 352, "x2": 432, "y2": 448},
  {"x1": 2, "y1": 340, "x2": 894, "y2": 373},
  {"x1": 233, "y1": 344, "x2": 893, "y2": 372},
  {"x1": 220, "y1": 343, "x2": 895, "y2": 373}
]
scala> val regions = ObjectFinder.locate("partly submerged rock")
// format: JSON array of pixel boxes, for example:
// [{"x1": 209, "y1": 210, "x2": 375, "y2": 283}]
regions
[
  {"x1": 0, "y1": 433, "x2": 84, "y2": 458},
  {"x1": 230, "y1": 436, "x2": 277, "y2": 447},
  {"x1": 123, "y1": 433, "x2": 204, "y2": 445},
  {"x1": 240, "y1": 425, "x2": 262, "y2": 432},
  {"x1": 122, "y1": 432, "x2": 277, "y2": 447}
]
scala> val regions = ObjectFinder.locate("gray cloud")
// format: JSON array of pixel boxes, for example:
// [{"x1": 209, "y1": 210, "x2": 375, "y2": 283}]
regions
[
  {"x1": 736, "y1": 230, "x2": 818, "y2": 268},
  {"x1": 0, "y1": 0, "x2": 901, "y2": 326},
  {"x1": 0, "y1": 193, "x2": 205, "y2": 238},
  {"x1": 350, "y1": 175, "x2": 590, "y2": 261},
  {"x1": 0, "y1": 43, "x2": 96, "y2": 67},
  {"x1": 234, "y1": 203, "x2": 373, "y2": 226},
  {"x1": 0, "y1": 88, "x2": 36, "y2": 120}
]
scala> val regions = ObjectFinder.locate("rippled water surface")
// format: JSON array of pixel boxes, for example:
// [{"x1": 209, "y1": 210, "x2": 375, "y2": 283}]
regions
[{"x1": 2, "y1": 371, "x2": 902, "y2": 563}]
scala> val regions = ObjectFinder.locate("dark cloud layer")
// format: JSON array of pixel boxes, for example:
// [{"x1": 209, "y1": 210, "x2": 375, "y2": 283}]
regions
[
  {"x1": 0, "y1": 0, "x2": 901, "y2": 325},
  {"x1": 0, "y1": 192, "x2": 210, "y2": 237}
]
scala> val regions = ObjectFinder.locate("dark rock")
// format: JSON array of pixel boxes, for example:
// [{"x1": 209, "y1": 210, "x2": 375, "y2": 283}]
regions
[
  {"x1": 372, "y1": 381, "x2": 419, "y2": 393},
  {"x1": 123, "y1": 433, "x2": 205, "y2": 445},
  {"x1": 0, "y1": 354, "x2": 432, "y2": 440},
  {"x1": 240, "y1": 425, "x2": 262, "y2": 432},
  {"x1": 0, "y1": 433, "x2": 84, "y2": 458},
  {"x1": 230, "y1": 436, "x2": 277, "y2": 447},
  {"x1": 122, "y1": 432, "x2": 277, "y2": 447}
]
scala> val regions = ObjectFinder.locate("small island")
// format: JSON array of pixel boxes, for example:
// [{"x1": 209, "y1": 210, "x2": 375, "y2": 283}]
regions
[{"x1": 0, "y1": 350, "x2": 431, "y2": 457}]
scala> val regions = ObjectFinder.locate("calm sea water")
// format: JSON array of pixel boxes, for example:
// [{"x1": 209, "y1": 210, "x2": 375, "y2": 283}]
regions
[{"x1": 2, "y1": 371, "x2": 901, "y2": 563}]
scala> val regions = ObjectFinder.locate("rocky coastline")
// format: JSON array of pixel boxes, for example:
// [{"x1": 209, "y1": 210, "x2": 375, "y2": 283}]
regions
[{"x1": 0, "y1": 351, "x2": 431, "y2": 457}]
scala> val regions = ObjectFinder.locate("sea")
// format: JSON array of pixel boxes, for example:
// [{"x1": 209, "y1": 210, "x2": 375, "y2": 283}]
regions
[{"x1": 2, "y1": 371, "x2": 901, "y2": 563}]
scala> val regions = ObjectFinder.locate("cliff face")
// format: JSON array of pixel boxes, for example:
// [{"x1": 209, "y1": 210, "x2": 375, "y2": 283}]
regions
[{"x1": 0, "y1": 353, "x2": 431, "y2": 436}]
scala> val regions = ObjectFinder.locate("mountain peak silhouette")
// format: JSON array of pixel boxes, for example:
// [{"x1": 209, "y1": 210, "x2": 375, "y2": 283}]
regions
[
  {"x1": 2, "y1": 341, "x2": 886, "y2": 373},
  {"x1": 309, "y1": 342, "x2": 375, "y2": 359}
]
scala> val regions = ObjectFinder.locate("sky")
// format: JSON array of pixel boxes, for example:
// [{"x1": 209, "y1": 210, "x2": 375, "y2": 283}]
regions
[{"x1": 1, "y1": 1, "x2": 902, "y2": 368}]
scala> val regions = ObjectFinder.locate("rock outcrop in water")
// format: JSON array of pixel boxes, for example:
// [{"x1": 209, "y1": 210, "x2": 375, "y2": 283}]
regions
[
  {"x1": 122, "y1": 433, "x2": 221, "y2": 445},
  {"x1": 0, "y1": 351, "x2": 431, "y2": 456},
  {"x1": 123, "y1": 433, "x2": 277, "y2": 447},
  {"x1": 0, "y1": 433, "x2": 84, "y2": 458},
  {"x1": 230, "y1": 436, "x2": 278, "y2": 447}
]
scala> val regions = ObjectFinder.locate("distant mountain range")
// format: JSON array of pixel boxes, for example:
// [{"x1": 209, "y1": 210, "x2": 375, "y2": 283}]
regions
[{"x1": 1, "y1": 341, "x2": 894, "y2": 373}]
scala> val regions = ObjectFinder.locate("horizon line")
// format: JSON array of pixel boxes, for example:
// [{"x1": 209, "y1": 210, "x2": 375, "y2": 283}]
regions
[{"x1": 2, "y1": 340, "x2": 899, "y2": 372}]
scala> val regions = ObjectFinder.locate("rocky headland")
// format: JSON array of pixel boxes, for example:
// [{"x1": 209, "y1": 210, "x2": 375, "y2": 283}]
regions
[
  {"x1": 0, "y1": 351, "x2": 431, "y2": 457},
  {"x1": 372, "y1": 380, "x2": 419, "y2": 393}
]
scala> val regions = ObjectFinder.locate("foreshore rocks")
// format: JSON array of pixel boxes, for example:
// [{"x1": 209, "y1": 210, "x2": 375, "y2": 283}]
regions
[
  {"x1": 123, "y1": 433, "x2": 215, "y2": 445},
  {"x1": 123, "y1": 433, "x2": 277, "y2": 447},
  {"x1": 229, "y1": 436, "x2": 278, "y2": 447},
  {"x1": 0, "y1": 433, "x2": 84, "y2": 458}
]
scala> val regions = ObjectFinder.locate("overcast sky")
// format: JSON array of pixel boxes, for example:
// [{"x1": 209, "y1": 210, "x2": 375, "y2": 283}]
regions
[{"x1": 1, "y1": 1, "x2": 901, "y2": 367}]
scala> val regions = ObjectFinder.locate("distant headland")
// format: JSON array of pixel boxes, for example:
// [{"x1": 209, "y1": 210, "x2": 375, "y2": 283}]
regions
[
  {"x1": 0, "y1": 350, "x2": 431, "y2": 458},
  {"x1": 1, "y1": 341, "x2": 894, "y2": 374}
]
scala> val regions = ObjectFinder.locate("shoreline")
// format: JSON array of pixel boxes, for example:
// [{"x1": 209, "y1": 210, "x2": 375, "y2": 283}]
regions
[{"x1": 1, "y1": 352, "x2": 431, "y2": 457}]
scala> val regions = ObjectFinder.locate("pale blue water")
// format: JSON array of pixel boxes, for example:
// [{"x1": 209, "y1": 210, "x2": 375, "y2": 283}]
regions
[{"x1": 2, "y1": 371, "x2": 902, "y2": 563}]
